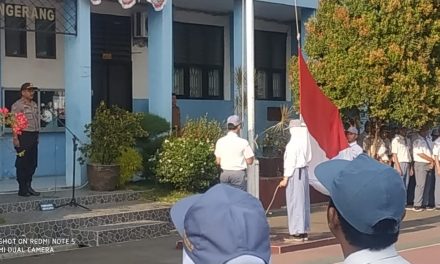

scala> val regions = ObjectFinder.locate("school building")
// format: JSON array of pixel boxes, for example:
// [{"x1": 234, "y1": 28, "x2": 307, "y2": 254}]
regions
[{"x1": 0, "y1": 0, "x2": 318, "y2": 191}]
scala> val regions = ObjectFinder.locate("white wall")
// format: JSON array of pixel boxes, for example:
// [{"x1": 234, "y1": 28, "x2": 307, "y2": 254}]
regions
[
  {"x1": 255, "y1": 19, "x2": 292, "y2": 102},
  {"x1": 1, "y1": 32, "x2": 64, "y2": 90},
  {"x1": 174, "y1": 9, "x2": 232, "y2": 101},
  {"x1": 91, "y1": 1, "x2": 148, "y2": 99}
]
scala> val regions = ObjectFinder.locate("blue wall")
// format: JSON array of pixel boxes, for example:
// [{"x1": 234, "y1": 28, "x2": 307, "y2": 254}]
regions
[
  {"x1": 257, "y1": 0, "x2": 318, "y2": 9},
  {"x1": 178, "y1": 99, "x2": 291, "y2": 136},
  {"x1": 133, "y1": 99, "x2": 149, "y2": 113},
  {"x1": 178, "y1": 100, "x2": 234, "y2": 125},
  {"x1": 0, "y1": 133, "x2": 66, "y2": 179}
]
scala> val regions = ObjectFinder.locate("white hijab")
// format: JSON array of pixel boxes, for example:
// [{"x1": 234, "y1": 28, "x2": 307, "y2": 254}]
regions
[{"x1": 284, "y1": 126, "x2": 312, "y2": 169}]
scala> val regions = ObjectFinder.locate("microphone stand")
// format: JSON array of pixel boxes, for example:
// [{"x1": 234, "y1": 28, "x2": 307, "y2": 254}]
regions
[{"x1": 47, "y1": 108, "x2": 90, "y2": 210}]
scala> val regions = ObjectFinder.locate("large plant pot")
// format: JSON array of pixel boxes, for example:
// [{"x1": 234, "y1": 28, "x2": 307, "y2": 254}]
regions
[{"x1": 87, "y1": 163, "x2": 120, "y2": 191}]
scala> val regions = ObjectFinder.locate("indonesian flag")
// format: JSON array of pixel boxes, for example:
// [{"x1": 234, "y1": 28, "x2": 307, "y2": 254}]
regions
[{"x1": 298, "y1": 48, "x2": 349, "y2": 195}]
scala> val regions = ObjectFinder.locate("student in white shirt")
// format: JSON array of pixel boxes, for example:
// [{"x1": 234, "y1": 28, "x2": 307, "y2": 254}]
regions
[
  {"x1": 214, "y1": 115, "x2": 254, "y2": 190},
  {"x1": 432, "y1": 129, "x2": 440, "y2": 210},
  {"x1": 278, "y1": 119, "x2": 312, "y2": 242},
  {"x1": 315, "y1": 155, "x2": 411, "y2": 264},
  {"x1": 412, "y1": 127, "x2": 434, "y2": 211},
  {"x1": 391, "y1": 127, "x2": 412, "y2": 190}
]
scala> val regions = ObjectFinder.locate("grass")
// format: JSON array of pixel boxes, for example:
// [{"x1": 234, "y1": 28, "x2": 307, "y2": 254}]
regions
[{"x1": 124, "y1": 180, "x2": 194, "y2": 204}]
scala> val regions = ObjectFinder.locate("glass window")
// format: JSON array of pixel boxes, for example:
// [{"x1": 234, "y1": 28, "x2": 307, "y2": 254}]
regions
[
  {"x1": 5, "y1": 16, "x2": 27, "y2": 57},
  {"x1": 173, "y1": 22, "x2": 224, "y2": 99},
  {"x1": 255, "y1": 30, "x2": 286, "y2": 100},
  {"x1": 35, "y1": 17, "x2": 56, "y2": 59},
  {"x1": 2, "y1": 88, "x2": 65, "y2": 132}
]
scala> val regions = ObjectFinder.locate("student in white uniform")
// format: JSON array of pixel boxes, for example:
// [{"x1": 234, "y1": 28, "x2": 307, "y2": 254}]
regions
[
  {"x1": 391, "y1": 127, "x2": 412, "y2": 190},
  {"x1": 214, "y1": 115, "x2": 254, "y2": 191},
  {"x1": 278, "y1": 119, "x2": 312, "y2": 242},
  {"x1": 433, "y1": 130, "x2": 440, "y2": 210},
  {"x1": 336, "y1": 126, "x2": 363, "y2": 161},
  {"x1": 315, "y1": 154, "x2": 411, "y2": 264},
  {"x1": 412, "y1": 127, "x2": 434, "y2": 211}
]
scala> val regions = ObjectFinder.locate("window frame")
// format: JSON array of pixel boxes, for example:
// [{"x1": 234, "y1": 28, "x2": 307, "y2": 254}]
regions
[
  {"x1": 5, "y1": 15, "x2": 27, "y2": 58},
  {"x1": 255, "y1": 30, "x2": 287, "y2": 101},
  {"x1": 173, "y1": 22, "x2": 225, "y2": 100},
  {"x1": 35, "y1": 17, "x2": 57, "y2": 59},
  {"x1": 1, "y1": 87, "x2": 66, "y2": 133}
]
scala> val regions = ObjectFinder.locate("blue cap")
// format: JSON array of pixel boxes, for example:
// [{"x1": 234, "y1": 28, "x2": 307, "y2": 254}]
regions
[
  {"x1": 315, "y1": 154, "x2": 406, "y2": 234},
  {"x1": 170, "y1": 184, "x2": 271, "y2": 264}
]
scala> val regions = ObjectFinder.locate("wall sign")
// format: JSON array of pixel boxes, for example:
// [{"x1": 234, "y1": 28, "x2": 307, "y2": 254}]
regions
[
  {"x1": 0, "y1": 0, "x2": 77, "y2": 35},
  {"x1": 0, "y1": 4, "x2": 55, "y2": 21}
]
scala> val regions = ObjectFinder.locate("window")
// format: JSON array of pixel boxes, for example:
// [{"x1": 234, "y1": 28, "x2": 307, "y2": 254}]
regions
[
  {"x1": 5, "y1": 15, "x2": 27, "y2": 57},
  {"x1": 255, "y1": 30, "x2": 287, "y2": 100},
  {"x1": 35, "y1": 16, "x2": 56, "y2": 59},
  {"x1": 2, "y1": 88, "x2": 65, "y2": 132},
  {"x1": 173, "y1": 22, "x2": 224, "y2": 99}
]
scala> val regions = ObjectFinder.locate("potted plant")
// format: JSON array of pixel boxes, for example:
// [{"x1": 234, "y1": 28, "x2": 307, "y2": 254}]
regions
[{"x1": 79, "y1": 102, "x2": 147, "y2": 191}]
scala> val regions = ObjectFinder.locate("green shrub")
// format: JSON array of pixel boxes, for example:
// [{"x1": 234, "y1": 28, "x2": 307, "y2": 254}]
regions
[
  {"x1": 136, "y1": 113, "x2": 170, "y2": 180},
  {"x1": 116, "y1": 147, "x2": 143, "y2": 188},
  {"x1": 154, "y1": 117, "x2": 223, "y2": 192},
  {"x1": 181, "y1": 115, "x2": 223, "y2": 142},
  {"x1": 79, "y1": 102, "x2": 147, "y2": 165}
]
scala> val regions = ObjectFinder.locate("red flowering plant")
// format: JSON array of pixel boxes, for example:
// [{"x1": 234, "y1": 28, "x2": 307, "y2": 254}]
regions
[{"x1": 0, "y1": 107, "x2": 28, "y2": 135}]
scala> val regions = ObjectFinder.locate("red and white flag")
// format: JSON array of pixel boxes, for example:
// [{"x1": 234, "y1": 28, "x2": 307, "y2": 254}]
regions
[{"x1": 298, "y1": 48, "x2": 349, "y2": 195}]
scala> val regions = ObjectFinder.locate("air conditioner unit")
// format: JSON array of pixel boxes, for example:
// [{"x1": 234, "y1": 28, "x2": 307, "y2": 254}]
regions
[{"x1": 132, "y1": 12, "x2": 147, "y2": 38}]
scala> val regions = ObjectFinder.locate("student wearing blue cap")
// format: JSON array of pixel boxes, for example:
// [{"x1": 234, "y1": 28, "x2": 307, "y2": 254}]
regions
[
  {"x1": 315, "y1": 154, "x2": 411, "y2": 263},
  {"x1": 170, "y1": 184, "x2": 271, "y2": 264}
]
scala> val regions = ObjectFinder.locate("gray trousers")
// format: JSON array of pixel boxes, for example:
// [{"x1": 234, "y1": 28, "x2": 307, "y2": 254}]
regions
[
  {"x1": 399, "y1": 162, "x2": 410, "y2": 190},
  {"x1": 286, "y1": 167, "x2": 310, "y2": 235},
  {"x1": 414, "y1": 162, "x2": 431, "y2": 207},
  {"x1": 220, "y1": 170, "x2": 246, "y2": 191},
  {"x1": 435, "y1": 170, "x2": 440, "y2": 208}
]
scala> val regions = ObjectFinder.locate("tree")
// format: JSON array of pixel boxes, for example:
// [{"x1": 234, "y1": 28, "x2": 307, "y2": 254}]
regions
[{"x1": 290, "y1": 0, "x2": 440, "y2": 134}]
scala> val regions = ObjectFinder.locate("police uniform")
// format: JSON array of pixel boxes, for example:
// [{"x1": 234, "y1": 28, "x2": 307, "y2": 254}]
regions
[
  {"x1": 214, "y1": 115, "x2": 254, "y2": 191},
  {"x1": 11, "y1": 83, "x2": 40, "y2": 196}
]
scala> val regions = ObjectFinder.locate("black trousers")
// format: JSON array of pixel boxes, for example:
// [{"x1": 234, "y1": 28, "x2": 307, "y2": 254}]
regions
[{"x1": 15, "y1": 131, "x2": 39, "y2": 192}]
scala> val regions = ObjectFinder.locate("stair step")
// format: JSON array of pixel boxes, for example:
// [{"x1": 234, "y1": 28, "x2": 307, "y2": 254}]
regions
[
  {"x1": 0, "y1": 205, "x2": 171, "y2": 251},
  {"x1": 0, "y1": 190, "x2": 146, "y2": 214},
  {"x1": 73, "y1": 220, "x2": 173, "y2": 247}
]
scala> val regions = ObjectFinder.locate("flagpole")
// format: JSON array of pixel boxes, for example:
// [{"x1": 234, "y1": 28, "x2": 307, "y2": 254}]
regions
[
  {"x1": 294, "y1": 0, "x2": 303, "y2": 120},
  {"x1": 245, "y1": 0, "x2": 257, "y2": 197}
]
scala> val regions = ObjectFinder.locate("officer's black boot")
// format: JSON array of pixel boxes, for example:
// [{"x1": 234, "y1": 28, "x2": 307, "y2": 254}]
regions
[
  {"x1": 18, "y1": 181, "x2": 30, "y2": 197},
  {"x1": 27, "y1": 181, "x2": 40, "y2": 196}
]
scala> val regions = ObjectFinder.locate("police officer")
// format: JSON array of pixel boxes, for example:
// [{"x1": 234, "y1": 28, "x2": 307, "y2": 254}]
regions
[
  {"x1": 214, "y1": 115, "x2": 254, "y2": 191},
  {"x1": 11, "y1": 82, "x2": 40, "y2": 197}
]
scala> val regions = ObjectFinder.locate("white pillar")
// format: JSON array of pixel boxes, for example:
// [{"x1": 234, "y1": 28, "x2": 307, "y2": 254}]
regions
[{"x1": 245, "y1": 0, "x2": 257, "y2": 197}]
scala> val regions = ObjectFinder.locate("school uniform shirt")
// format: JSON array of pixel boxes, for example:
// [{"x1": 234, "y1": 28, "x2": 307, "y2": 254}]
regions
[
  {"x1": 433, "y1": 137, "x2": 440, "y2": 160},
  {"x1": 391, "y1": 135, "x2": 411, "y2": 163},
  {"x1": 214, "y1": 132, "x2": 254, "y2": 171},
  {"x1": 343, "y1": 245, "x2": 411, "y2": 264},
  {"x1": 334, "y1": 142, "x2": 363, "y2": 161},
  {"x1": 283, "y1": 126, "x2": 312, "y2": 177},
  {"x1": 412, "y1": 135, "x2": 433, "y2": 163}
]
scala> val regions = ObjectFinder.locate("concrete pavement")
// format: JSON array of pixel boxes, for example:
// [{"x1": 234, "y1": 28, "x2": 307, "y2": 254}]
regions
[{"x1": 2, "y1": 206, "x2": 439, "y2": 264}]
